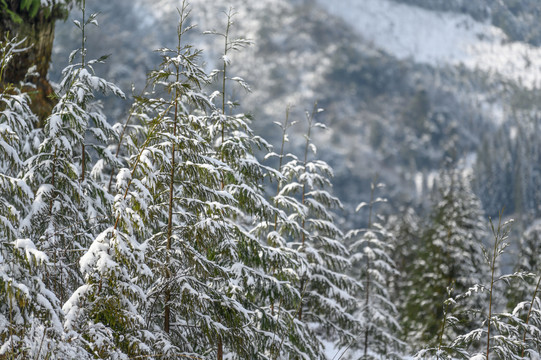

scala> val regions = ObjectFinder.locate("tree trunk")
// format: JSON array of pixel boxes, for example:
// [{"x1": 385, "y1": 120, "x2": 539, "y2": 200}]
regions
[
  {"x1": 0, "y1": 2, "x2": 65, "y2": 125},
  {"x1": 217, "y1": 337, "x2": 223, "y2": 360}
]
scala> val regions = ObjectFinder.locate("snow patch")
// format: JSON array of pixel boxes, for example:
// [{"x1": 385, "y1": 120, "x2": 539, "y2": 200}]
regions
[{"x1": 317, "y1": 0, "x2": 541, "y2": 88}]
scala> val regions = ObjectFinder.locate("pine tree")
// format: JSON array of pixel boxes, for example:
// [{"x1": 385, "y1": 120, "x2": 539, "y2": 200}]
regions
[
  {"x1": 255, "y1": 107, "x2": 321, "y2": 359},
  {"x1": 414, "y1": 214, "x2": 536, "y2": 360},
  {"x1": 506, "y1": 221, "x2": 541, "y2": 307},
  {"x1": 276, "y1": 105, "x2": 361, "y2": 358},
  {"x1": 21, "y1": 2, "x2": 123, "y2": 306},
  {"x1": 506, "y1": 220, "x2": 541, "y2": 358},
  {"x1": 135, "y1": 6, "x2": 245, "y2": 357},
  {"x1": 63, "y1": 126, "x2": 152, "y2": 357},
  {"x1": 445, "y1": 215, "x2": 533, "y2": 359},
  {"x1": 117, "y1": 5, "x2": 284, "y2": 358},
  {"x1": 404, "y1": 169, "x2": 489, "y2": 348},
  {"x1": 512, "y1": 275, "x2": 541, "y2": 359},
  {"x1": 387, "y1": 205, "x2": 421, "y2": 340},
  {"x1": 0, "y1": 36, "x2": 34, "y2": 240},
  {"x1": 346, "y1": 180, "x2": 403, "y2": 359},
  {"x1": 0, "y1": 35, "x2": 87, "y2": 360},
  {"x1": 19, "y1": 4, "x2": 152, "y2": 358},
  {"x1": 203, "y1": 9, "x2": 333, "y2": 359}
]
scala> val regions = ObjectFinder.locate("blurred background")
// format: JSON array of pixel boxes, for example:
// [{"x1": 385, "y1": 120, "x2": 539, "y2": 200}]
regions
[{"x1": 51, "y1": 0, "x2": 541, "y2": 231}]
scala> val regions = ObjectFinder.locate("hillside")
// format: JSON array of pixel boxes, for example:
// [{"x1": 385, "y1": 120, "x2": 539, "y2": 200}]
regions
[{"x1": 52, "y1": 0, "x2": 539, "y2": 221}]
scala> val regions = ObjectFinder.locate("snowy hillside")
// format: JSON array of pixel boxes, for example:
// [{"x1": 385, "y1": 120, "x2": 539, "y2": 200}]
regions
[
  {"x1": 317, "y1": 0, "x2": 541, "y2": 88},
  {"x1": 50, "y1": 0, "x2": 541, "y2": 220}
]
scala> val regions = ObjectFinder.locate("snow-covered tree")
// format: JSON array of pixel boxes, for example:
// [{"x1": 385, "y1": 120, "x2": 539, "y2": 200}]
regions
[
  {"x1": 0, "y1": 35, "x2": 88, "y2": 360},
  {"x1": 505, "y1": 220, "x2": 541, "y2": 307},
  {"x1": 414, "y1": 209, "x2": 541, "y2": 360},
  {"x1": 511, "y1": 276, "x2": 541, "y2": 359},
  {"x1": 0, "y1": 36, "x2": 35, "y2": 240},
  {"x1": 253, "y1": 107, "x2": 320, "y2": 359},
  {"x1": 445, "y1": 215, "x2": 532, "y2": 359},
  {"x1": 202, "y1": 9, "x2": 322, "y2": 359},
  {"x1": 505, "y1": 220, "x2": 541, "y2": 358},
  {"x1": 275, "y1": 105, "x2": 360, "y2": 358},
  {"x1": 132, "y1": 6, "x2": 249, "y2": 357},
  {"x1": 403, "y1": 169, "x2": 489, "y2": 348},
  {"x1": 21, "y1": 3, "x2": 122, "y2": 305},
  {"x1": 346, "y1": 180, "x2": 403, "y2": 359},
  {"x1": 104, "y1": 5, "x2": 288, "y2": 358},
  {"x1": 13, "y1": 5, "x2": 152, "y2": 358},
  {"x1": 387, "y1": 206, "x2": 421, "y2": 329}
]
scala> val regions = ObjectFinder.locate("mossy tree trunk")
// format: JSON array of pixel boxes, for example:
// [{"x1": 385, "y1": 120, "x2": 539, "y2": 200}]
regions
[{"x1": 0, "y1": 2, "x2": 67, "y2": 125}]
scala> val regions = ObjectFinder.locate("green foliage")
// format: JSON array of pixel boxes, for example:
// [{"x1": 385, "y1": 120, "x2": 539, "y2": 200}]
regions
[
  {"x1": 417, "y1": 213, "x2": 541, "y2": 359},
  {"x1": 403, "y1": 169, "x2": 489, "y2": 348},
  {"x1": 0, "y1": 0, "x2": 23, "y2": 23},
  {"x1": 0, "y1": 35, "x2": 89, "y2": 360},
  {"x1": 20, "y1": 0, "x2": 40, "y2": 18},
  {"x1": 0, "y1": 0, "x2": 80, "y2": 23},
  {"x1": 347, "y1": 181, "x2": 404, "y2": 359},
  {"x1": 272, "y1": 105, "x2": 361, "y2": 358}
]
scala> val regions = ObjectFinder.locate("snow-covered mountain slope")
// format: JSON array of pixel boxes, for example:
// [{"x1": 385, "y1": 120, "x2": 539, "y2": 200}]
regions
[
  {"x1": 317, "y1": 0, "x2": 541, "y2": 88},
  {"x1": 52, "y1": 0, "x2": 538, "y2": 217}
]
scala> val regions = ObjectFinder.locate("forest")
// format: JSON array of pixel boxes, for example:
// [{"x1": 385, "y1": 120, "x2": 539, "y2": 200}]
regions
[{"x1": 2, "y1": 0, "x2": 541, "y2": 359}]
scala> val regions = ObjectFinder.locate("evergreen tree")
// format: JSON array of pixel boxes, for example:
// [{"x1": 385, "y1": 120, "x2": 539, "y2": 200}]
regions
[
  {"x1": 442, "y1": 215, "x2": 536, "y2": 359},
  {"x1": 22, "y1": 2, "x2": 122, "y2": 305},
  {"x1": 346, "y1": 181, "x2": 403, "y2": 359},
  {"x1": 506, "y1": 220, "x2": 541, "y2": 358},
  {"x1": 111, "y1": 5, "x2": 293, "y2": 359},
  {"x1": 259, "y1": 107, "x2": 326, "y2": 359},
  {"x1": 276, "y1": 105, "x2": 361, "y2": 358},
  {"x1": 414, "y1": 215, "x2": 539, "y2": 360},
  {"x1": 506, "y1": 220, "x2": 541, "y2": 307},
  {"x1": 203, "y1": 9, "x2": 317, "y2": 358},
  {"x1": 133, "y1": 6, "x2": 255, "y2": 357},
  {"x1": 387, "y1": 206, "x2": 421, "y2": 330},
  {"x1": 403, "y1": 169, "x2": 489, "y2": 348},
  {"x1": 0, "y1": 35, "x2": 87, "y2": 360},
  {"x1": 14, "y1": 5, "x2": 151, "y2": 357},
  {"x1": 0, "y1": 36, "x2": 34, "y2": 240},
  {"x1": 512, "y1": 275, "x2": 541, "y2": 359}
]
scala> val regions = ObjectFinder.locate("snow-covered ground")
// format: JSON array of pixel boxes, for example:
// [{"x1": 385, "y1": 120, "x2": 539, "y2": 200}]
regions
[
  {"x1": 318, "y1": 0, "x2": 541, "y2": 88},
  {"x1": 322, "y1": 339, "x2": 359, "y2": 360}
]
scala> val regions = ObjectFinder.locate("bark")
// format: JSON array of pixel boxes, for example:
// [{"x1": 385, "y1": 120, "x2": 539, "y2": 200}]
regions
[{"x1": 1, "y1": 2, "x2": 67, "y2": 125}]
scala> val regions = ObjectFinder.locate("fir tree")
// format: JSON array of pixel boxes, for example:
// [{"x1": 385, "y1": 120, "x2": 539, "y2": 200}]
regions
[
  {"x1": 31, "y1": 4, "x2": 153, "y2": 358},
  {"x1": 506, "y1": 220, "x2": 541, "y2": 358},
  {"x1": 21, "y1": 2, "x2": 123, "y2": 306},
  {"x1": 346, "y1": 180, "x2": 403, "y2": 359},
  {"x1": 0, "y1": 35, "x2": 87, "y2": 360},
  {"x1": 416, "y1": 212, "x2": 541, "y2": 359},
  {"x1": 203, "y1": 9, "x2": 317, "y2": 359},
  {"x1": 276, "y1": 105, "x2": 361, "y2": 358},
  {"x1": 387, "y1": 205, "x2": 421, "y2": 340},
  {"x1": 404, "y1": 169, "x2": 489, "y2": 348},
  {"x1": 447, "y1": 215, "x2": 529, "y2": 359},
  {"x1": 257, "y1": 107, "x2": 322, "y2": 359},
  {"x1": 120, "y1": 5, "x2": 284, "y2": 358}
]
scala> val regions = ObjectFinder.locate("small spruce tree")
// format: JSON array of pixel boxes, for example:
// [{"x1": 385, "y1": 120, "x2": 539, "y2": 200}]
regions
[
  {"x1": 346, "y1": 180, "x2": 403, "y2": 359},
  {"x1": 277, "y1": 105, "x2": 361, "y2": 358},
  {"x1": 0, "y1": 36, "x2": 87, "y2": 359},
  {"x1": 403, "y1": 169, "x2": 489, "y2": 348}
]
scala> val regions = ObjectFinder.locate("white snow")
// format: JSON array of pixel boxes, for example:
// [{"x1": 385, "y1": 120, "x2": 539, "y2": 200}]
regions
[
  {"x1": 317, "y1": 0, "x2": 541, "y2": 88},
  {"x1": 14, "y1": 238, "x2": 49, "y2": 264}
]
